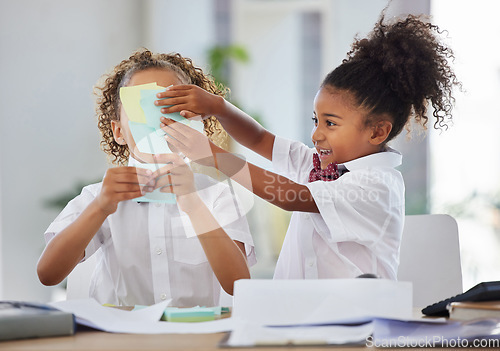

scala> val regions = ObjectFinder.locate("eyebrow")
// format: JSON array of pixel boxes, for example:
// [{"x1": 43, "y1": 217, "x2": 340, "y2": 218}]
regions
[
  {"x1": 323, "y1": 113, "x2": 343, "y2": 119},
  {"x1": 314, "y1": 111, "x2": 343, "y2": 119}
]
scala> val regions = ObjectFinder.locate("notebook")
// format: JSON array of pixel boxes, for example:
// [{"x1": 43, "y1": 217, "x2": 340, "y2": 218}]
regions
[{"x1": 0, "y1": 301, "x2": 75, "y2": 341}]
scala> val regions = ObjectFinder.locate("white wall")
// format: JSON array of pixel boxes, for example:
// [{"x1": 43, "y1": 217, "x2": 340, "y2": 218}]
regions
[
  {"x1": 143, "y1": 0, "x2": 216, "y2": 69},
  {"x1": 0, "y1": 0, "x2": 143, "y2": 301}
]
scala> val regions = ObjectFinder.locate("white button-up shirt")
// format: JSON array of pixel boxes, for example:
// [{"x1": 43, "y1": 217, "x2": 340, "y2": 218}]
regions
[
  {"x1": 45, "y1": 171, "x2": 256, "y2": 307},
  {"x1": 272, "y1": 136, "x2": 404, "y2": 280}
]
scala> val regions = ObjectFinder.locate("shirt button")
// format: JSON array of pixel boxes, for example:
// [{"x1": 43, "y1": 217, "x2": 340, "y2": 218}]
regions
[
  {"x1": 154, "y1": 203, "x2": 161, "y2": 208},
  {"x1": 160, "y1": 293, "x2": 167, "y2": 300},
  {"x1": 156, "y1": 248, "x2": 162, "y2": 255},
  {"x1": 308, "y1": 261, "x2": 314, "y2": 267},
  {"x1": 304, "y1": 214, "x2": 310, "y2": 220}
]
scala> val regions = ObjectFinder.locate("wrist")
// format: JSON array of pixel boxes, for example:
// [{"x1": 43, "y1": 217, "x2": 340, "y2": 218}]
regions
[
  {"x1": 90, "y1": 197, "x2": 114, "y2": 219},
  {"x1": 178, "y1": 192, "x2": 204, "y2": 214},
  {"x1": 214, "y1": 95, "x2": 228, "y2": 120}
]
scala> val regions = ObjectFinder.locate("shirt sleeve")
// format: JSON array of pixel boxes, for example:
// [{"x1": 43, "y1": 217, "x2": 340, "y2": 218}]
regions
[
  {"x1": 44, "y1": 183, "x2": 109, "y2": 261},
  {"x1": 272, "y1": 136, "x2": 315, "y2": 183},
  {"x1": 305, "y1": 168, "x2": 405, "y2": 245}
]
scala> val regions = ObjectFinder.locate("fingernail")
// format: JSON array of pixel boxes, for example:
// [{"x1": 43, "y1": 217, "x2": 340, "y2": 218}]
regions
[
  {"x1": 156, "y1": 93, "x2": 162, "y2": 98},
  {"x1": 160, "y1": 123, "x2": 165, "y2": 127},
  {"x1": 161, "y1": 108, "x2": 167, "y2": 113},
  {"x1": 155, "y1": 100, "x2": 160, "y2": 105},
  {"x1": 166, "y1": 85, "x2": 173, "y2": 90}
]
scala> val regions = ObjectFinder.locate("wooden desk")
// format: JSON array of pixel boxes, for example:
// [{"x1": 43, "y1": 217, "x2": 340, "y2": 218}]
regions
[
  {"x1": 0, "y1": 310, "x2": 487, "y2": 350},
  {"x1": 0, "y1": 328, "x2": 369, "y2": 351}
]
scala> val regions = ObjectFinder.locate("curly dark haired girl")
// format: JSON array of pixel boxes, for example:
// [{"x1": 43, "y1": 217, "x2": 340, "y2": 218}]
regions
[
  {"x1": 323, "y1": 14, "x2": 461, "y2": 140},
  {"x1": 95, "y1": 49, "x2": 229, "y2": 165},
  {"x1": 151, "y1": 13, "x2": 460, "y2": 280}
]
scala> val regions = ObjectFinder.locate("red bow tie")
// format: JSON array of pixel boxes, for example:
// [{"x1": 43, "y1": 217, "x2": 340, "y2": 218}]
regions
[{"x1": 308, "y1": 153, "x2": 341, "y2": 182}]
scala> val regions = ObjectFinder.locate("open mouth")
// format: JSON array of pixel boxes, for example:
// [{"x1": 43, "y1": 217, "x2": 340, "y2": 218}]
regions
[{"x1": 317, "y1": 148, "x2": 332, "y2": 157}]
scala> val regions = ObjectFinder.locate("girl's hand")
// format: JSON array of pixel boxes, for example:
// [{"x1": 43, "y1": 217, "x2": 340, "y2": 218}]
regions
[
  {"x1": 95, "y1": 167, "x2": 154, "y2": 216},
  {"x1": 151, "y1": 154, "x2": 201, "y2": 213},
  {"x1": 160, "y1": 118, "x2": 215, "y2": 167},
  {"x1": 155, "y1": 85, "x2": 224, "y2": 119}
]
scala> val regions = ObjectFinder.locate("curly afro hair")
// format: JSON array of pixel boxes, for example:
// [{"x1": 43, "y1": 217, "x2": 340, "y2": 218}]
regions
[
  {"x1": 94, "y1": 49, "x2": 229, "y2": 165},
  {"x1": 322, "y1": 14, "x2": 461, "y2": 142}
]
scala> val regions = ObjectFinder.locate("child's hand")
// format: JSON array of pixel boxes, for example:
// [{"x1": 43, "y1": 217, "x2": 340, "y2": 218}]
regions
[
  {"x1": 96, "y1": 167, "x2": 154, "y2": 216},
  {"x1": 151, "y1": 154, "x2": 201, "y2": 213},
  {"x1": 160, "y1": 118, "x2": 215, "y2": 167},
  {"x1": 155, "y1": 85, "x2": 224, "y2": 120}
]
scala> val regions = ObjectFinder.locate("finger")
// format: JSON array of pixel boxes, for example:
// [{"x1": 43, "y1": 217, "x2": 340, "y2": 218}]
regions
[
  {"x1": 180, "y1": 110, "x2": 201, "y2": 119},
  {"x1": 112, "y1": 172, "x2": 153, "y2": 185},
  {"x1": 155, "y1": 96, "x2": 188, "y2": 107},
  {"x1": 156, "y1": 84, "x2": 193, "y2": 97},
  {"x1": 160, "y1": 118, "x2": 193, "y2": 142},
  {"x1": 161, "y1": 127, "x2": 190, "y2": 148},
  {"x1": 160, "y1": 104, "x2": 187, "y2": 114},
  {"x1": 164, "y1": 135, "x2": 184, "y2": 155},
  {"x1": 110, "y1": 183, "x2": 144, "y2": 193},
  {"x1": 114, "y1": 166, "x2": 153, "y2": 175}
]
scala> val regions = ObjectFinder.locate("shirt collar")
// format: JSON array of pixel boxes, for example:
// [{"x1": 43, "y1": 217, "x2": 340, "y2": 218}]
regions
[{"x1": 341, "y1": 146, "x2": 402, "y2": 171}]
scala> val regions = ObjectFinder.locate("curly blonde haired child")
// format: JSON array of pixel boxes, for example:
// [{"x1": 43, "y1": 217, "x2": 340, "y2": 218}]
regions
[
  {"x1": 37, "y1": 49, "x2": 255, "y2": 307},
  {"x1": 95, "y1": 49, "x2": 229, "y2": 165}
]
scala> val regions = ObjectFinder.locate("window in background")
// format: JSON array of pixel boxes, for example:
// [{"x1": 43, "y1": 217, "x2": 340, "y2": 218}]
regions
[{"x1": 431, "y1": 0, "x2": 500, "y2": 289}]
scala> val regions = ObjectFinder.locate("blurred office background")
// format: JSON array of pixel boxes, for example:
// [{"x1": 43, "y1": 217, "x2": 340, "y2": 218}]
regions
[{"x1": 0, "y1": 0, "x2": 498, "y2": 302}]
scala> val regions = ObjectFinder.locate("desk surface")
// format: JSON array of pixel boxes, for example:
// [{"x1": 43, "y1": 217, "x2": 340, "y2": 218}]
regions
[
  {"x1": 0, "y1": 328, "x2": 485, "y2": 351},
  {"x1": 0, "y1": 309, "x2": 484, "y2": 351},
  {"x1": 0, "y1": 329, "x2": 368, "y2": 351}
]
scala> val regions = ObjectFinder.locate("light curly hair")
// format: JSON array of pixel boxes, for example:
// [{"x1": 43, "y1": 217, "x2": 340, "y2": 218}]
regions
[{"x1": 94, "y1": 49, "x2": 229, "y2": 165}]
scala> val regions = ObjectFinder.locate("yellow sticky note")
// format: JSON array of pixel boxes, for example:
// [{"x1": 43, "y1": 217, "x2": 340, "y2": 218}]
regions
[{"x1": 119, "y1": 83, "x2": 165, "y2": 124}]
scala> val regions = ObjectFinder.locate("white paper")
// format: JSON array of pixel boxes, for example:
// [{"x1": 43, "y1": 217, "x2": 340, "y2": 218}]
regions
[
  {"x1": 227, "y1": 319, "x2": 374, "y2": 347},
  {"x1": 50, "y1": 299, "x2": 235, "y2": 334},
  {"x1": 371, "y1": 317, "x2": 500, "y2": 347},
  {"x1": 232, "y1": 279, "x2": 412, "y2": 326}
]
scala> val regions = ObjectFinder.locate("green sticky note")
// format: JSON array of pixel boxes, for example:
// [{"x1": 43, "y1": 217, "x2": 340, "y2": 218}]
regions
[{"x1": 162, "y1": 306, "x2": 217, "y2": 322}]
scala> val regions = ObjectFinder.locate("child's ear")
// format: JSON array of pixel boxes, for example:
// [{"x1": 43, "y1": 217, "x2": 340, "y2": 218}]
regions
[
  {"x1": 369, "y1": 120, "x2": 392, "y2": 145},
  {"x1": 111, "y1": 120, "x2": 127, "y2": 145}
]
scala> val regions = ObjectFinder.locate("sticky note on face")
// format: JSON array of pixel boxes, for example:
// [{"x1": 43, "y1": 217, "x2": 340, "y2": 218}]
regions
[{"x1": 120, "y1": 83, "x2": 205, "y2": 155}]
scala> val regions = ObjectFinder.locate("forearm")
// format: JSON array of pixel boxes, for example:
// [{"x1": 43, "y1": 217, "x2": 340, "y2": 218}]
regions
[
  {"x1": 216, "y1": 98, "x2": 275, "y2": 160},
  {"x1": 37, "y1": 199, "x2": 108, "y2": 286},
  {"x1": 210, "y1": 145, "x2": 319, "y2": 213},
  {"x1": 186, "y1": 202, "x2": 250, "y2": 295}
]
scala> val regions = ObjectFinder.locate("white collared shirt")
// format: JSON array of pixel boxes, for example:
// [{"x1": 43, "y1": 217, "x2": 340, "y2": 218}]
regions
[
  {"x1": 44, "y1": 166, "x2": 256, "y2": 307},
  {"x1": 272, "y1": 136, "x2": 404, "y2": 280}
]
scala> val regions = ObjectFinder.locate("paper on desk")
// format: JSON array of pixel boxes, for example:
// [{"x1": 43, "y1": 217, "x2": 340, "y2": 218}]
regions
[
  {"x1": 50, "y1": 299, "x2": 235, "y2": 334},
  {"x1": 372, "y1": 317, "x2": 500, "y2": 347},
  {"x1": 232, "y1": 279, "x2": 412, "y2": 326},
  {"x1": 226, "y1": 320, "x2": 374, "y2": 347}
]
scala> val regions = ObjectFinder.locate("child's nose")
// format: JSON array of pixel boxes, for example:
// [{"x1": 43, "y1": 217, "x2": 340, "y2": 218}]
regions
[{"x1": 311, "y1": 125, "x2": 323, "y2": 142}]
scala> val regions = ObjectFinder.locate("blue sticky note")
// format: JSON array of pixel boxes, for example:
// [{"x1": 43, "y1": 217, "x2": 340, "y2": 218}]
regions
[
  {"x1": 139, "y1": 89, "x2": 185, "y2": 129},
  {"x1": 128, "y1": 121, "x2": 172, "y2": 155}
]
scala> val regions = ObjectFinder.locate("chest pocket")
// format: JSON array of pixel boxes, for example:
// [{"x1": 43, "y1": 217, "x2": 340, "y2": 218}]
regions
[{"x1": 171, "y1": 214, "x2": 208, "y2": 265}]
